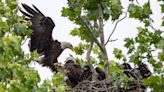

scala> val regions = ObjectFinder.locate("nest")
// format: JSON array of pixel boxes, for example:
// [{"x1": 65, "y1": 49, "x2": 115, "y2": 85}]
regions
[
  {"x1": 69, "y1": 78, "x2": 121, "y2": 92},
  {"x1": 68, "y1": 78, "x2": 146, "y2": 92}
]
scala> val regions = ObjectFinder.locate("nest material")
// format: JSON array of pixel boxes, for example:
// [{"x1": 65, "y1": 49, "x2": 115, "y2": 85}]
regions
[
  {"x1": 69, "y1": 78, "x2": 120, "y2": 92},
  {"x1": 68, "y1": 78, "x2": 146, "y2": 92}
]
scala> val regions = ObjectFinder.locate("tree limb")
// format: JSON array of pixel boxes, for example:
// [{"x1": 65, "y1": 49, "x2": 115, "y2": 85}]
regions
[
  {"x1": 67, "y1": 1, "x2": 103, "y2": 51},
  {"x1": 97, "y1": 3, "x2": 110, "y2": 78},
  {"x1": 86, "y1": 42, "x2": 96, "y2": 80},
  {"x1": 98, "y1": 4, "x2": 104, "y2": 44},
  {"x1": 105, "y1": 12, "x2": 127, "y2": 45},
  {"x1": 78, "y1": 17, "x2": 103, "y2": 51}
]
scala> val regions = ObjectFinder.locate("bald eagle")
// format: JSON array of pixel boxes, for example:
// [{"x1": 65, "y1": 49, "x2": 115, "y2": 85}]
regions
[
  {"x1": 121, "y1": 63, "x2": 133, "y2": 78},
  {"x1": 121, "y1": 63, "x2": 151, "y2": 80},
  {"x1": 64, "y1": 58, "x2": 83, "y2": 87},
  {"x1": 20, "y1": 4, "x2": 73, "y2": 72},
  {"x1": 95, "y1": 67, "x2": 106, "y2": 80}
]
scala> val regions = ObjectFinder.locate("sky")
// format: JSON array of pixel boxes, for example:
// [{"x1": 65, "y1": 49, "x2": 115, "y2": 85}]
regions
[{"x1": 19, "y1": 0, "x2": 163, "y2": 80}]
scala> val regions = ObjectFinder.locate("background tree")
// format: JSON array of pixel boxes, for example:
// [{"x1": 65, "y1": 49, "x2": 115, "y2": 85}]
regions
[
  {"x1": 0, "y1": 0, "x2": 54, "y2": 91},
  {"x1": 0, "y1": 0, "x2": 163, "y2": 92},
  {"x1": 61, "y1": 0, "x2": 164, "y2": 91}
]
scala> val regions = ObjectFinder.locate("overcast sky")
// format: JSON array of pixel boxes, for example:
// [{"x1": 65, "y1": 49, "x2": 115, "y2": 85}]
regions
[{"x1": 19, "y1": 0, "x2": 162, "y2": 80}]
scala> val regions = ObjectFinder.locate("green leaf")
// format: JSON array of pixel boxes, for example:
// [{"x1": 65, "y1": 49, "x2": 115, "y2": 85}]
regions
[
  {"x1": 142, "y1": 2, "x2": 152, "y2": 19},
  {"x1": 61, "y1": 7, "x2": 76, "y2": 21},
  {"x1": 160, "y1": 4, "x2": 164, "y2": 13},
  {"x1": 74, "y1": 43, "x2": 85, "y2": 55},
  {"x1": 0, "y1": 83, "x2": 6, "y2": 92},
  {"x1": 128, "y1": 4, "x2": 141, "y2": 19},
  {"x1": 124, "y1": 38, "x2": 134, "y2": 48},
  {"x1": 128, "y1": 2, "x2": 152, "y2": 20},
  {"x1": 109, "y1": 0, "x2": 123, "y2": 21},
  {"x1": 113, "y1": 48, "x2": 124, "y2": 59},
  {"x1": 70, "y1": 28, "x2": 79, "y2": 36}
]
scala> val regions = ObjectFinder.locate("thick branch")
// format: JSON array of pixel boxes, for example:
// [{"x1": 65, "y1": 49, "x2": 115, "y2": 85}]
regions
[
  {"x1": 105, "y1": 12, "x2": 127, "y2": 45},
  {"x1": 98, "y1": 4, "x2": 104, "y2": 44},
  {"x1": 86, "y1": 42, "x2": 96, "y2": 80},
  {"x1": 97, "y1": 4, "x2": 109, "y2": 78}
]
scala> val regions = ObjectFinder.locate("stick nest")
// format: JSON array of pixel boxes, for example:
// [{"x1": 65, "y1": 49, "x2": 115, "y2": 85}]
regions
[
  {"x1": 69, "y1": 78, "x2": 121, "y2": 92},
  {"x1": 68, "y1": 78, "x2": 146, "y2": 92}
]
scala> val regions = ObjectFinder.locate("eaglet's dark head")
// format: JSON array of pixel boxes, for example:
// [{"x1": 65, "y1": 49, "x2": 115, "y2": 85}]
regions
[{"x1": 122, "y1": 63, "x2": 132, "y2": 70}]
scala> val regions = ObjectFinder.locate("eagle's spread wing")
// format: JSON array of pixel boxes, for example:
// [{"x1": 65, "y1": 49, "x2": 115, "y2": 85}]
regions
[
  {"x1": 20, "y1": 4, "x2": 59, "y2": 72},
  {"x1": 20, "y1": 4, "x2": 55, "y2": 53}
]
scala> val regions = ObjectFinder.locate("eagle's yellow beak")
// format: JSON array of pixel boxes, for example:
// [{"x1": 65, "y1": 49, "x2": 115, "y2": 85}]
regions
[{"x1": 70, "y1": 47, "x2": 75, "y2": 52}]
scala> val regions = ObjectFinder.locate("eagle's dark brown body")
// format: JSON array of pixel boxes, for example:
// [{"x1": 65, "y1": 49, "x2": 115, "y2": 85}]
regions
[
  {"x1": 122, "y1": 63, "x2": 151, "y2": 80},
  {"x1": 63, "y1": 59, "x2": 106, "y2": 87},
  {"x1": 64, "y1": 60, "x2": 83, "y2": 87}
]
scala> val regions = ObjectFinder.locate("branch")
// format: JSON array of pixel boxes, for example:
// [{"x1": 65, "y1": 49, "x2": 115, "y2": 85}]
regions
[
  {"x1": 67, "y1": 1, "x2": 103, "y2": 51},
  {"x1": 21, "y1": 37, "x2": 28, "y2": 45},
  {"x1": 108, "y1": 39, "x2": 118, "y2": 42},
  {"x1": 105, "y1": 12, "x2": 127, "y2": 45},
  {"x1": 97, "y1": 3, "x2": 110, "y2": 78},
  {"x1": 78, "y1": 17, "x2": 103, "y2": 51},
  {"x1": 86, "y1": 42, "x2": 96, "y2": 80},
  {"x1": 68, "y1": 1, "x2": 110, "y2": 77},
  {"x1": 98, "y1": 4, "x2": 104, "y2": 44}
]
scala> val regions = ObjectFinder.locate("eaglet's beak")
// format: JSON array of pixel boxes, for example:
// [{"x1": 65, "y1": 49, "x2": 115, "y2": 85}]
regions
[{"x1": 53, "y1": 63, "x2": 62, "y2": 67}]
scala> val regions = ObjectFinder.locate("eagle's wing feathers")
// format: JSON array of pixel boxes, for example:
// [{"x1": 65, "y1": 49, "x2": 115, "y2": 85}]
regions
[
  {"x1": 20, "y1": 4, "x2": 59, "y2": 72},
  {"x1": 20, "y1": 3, "x2": 55, "y2": 53}
]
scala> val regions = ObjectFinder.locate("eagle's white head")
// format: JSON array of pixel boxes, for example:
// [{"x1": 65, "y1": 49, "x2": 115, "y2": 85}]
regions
[{"x1": 61, "y1": 42, "x2": 73, "y2": 50}]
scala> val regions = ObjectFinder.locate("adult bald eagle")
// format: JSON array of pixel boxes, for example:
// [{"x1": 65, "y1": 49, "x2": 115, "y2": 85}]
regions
[{"x1": 20, "y1": 4, "x2": 73, "y2": 72}]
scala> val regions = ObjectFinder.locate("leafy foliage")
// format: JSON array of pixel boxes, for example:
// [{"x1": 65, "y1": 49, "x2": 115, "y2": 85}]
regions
[
  {"x1": 0, "y1": 0, "x2": 53, "y2": 92},
  {"x1": 62, "y1": 0, "x2": 164, "y2": 91},
  {"x1": 0, "y1": 0, "x2": 164, "y2": 92}
]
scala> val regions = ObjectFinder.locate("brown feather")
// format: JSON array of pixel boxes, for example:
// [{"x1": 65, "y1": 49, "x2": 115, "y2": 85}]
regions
[
  {"x1": 64, "y1": 60, "x2": 83, "y2": 87},
  {"x1": 20, "y1": 4, "x2": 65, "y2": 72}
]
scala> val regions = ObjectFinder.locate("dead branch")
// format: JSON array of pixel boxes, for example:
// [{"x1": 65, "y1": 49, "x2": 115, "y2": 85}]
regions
[{"x1": 105, "y1": 12, "x2": 127, "y2": 45}]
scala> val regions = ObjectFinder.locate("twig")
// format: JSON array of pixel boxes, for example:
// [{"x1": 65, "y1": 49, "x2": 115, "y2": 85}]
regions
[
  {"x1": 108, "y1": 39, "x2": 118, "y2": 42},
  {"x1": 21, "y1": 37, "x2": 28, "y2": 45},
  {"x1": 136, "y1": 0, "x2": 140, "y2": 6},
  {"x1": 105, "y1": 12, "x2": 127, "y2": 45},
  {"x1": 86, "y1": 42, "x2": 96, "y2": 80},
  {"x1": 103, "y1": 81, "x2": 109, "y2": 92},
  {"x1": 150, "y1": 23, "x2": 158, "y2": 31}
]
